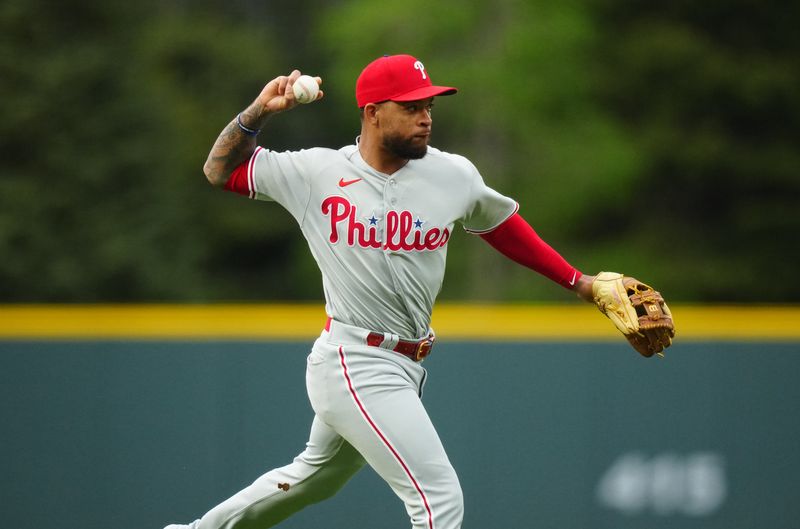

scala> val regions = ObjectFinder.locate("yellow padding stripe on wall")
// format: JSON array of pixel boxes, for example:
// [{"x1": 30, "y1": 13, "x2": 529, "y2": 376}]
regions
[{"x1": 0, "y1": 304, "x2": 798, "y2": 340}]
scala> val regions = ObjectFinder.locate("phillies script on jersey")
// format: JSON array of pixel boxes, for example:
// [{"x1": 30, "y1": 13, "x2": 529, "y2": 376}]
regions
[{"x1": 322, "y1": 196, "x2": 450, "y2": 252}]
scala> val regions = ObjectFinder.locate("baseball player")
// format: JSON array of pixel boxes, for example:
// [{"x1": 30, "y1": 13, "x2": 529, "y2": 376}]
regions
[{"x1": 164, "y1": 54, "x2": 673, "y2": 529}]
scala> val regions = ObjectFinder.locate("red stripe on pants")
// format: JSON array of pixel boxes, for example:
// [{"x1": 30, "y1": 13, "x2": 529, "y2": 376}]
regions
[{"x1": 337, "y1": 346, "x2": 435, "y2": 529}]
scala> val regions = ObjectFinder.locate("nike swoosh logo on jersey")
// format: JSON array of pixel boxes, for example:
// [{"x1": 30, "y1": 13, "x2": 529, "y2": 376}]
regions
[
  {"x1": 568, "y1": 270, "x2": 577, "y2": 286},
  {"x1": 338, "y1": 177, "x2": 362, "y2": 187}
]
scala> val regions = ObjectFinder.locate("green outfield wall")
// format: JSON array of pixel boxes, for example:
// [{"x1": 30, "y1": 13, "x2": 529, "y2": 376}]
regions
[{"x1": 2, "y1": 332, "x2": 799, "y2": 529}]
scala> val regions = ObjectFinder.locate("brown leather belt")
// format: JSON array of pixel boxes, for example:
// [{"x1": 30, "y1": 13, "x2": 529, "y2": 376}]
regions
[{"x1": 325, "y1": 317, "x2": 434, "y2": 362}]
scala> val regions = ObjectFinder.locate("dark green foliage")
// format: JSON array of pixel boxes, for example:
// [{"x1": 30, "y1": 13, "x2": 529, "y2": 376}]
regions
[{"x1": 0, "y1": 0, "x2": 796, "y2": 302}]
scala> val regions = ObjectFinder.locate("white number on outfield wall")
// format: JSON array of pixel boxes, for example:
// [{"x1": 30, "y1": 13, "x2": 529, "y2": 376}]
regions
[{"x1": 596, "y1": 452, "x2": 726, "y2": 516}]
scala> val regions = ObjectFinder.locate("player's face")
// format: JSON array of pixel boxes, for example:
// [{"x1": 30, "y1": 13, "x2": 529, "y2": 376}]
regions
[{"x1": 378, "y1": 98, "x2": 434, "y2": 160}]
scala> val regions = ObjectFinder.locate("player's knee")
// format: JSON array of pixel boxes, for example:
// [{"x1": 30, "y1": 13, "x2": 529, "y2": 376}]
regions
[
  {"x1": 430, "y1": 470, "x2": 464, "y2": 527},
  {"x1": 292, "y1": 443, "x2": 367, "y2": 504},
  {"x1": 447, "y1": 483, "x2": 465, "y2": 522}
]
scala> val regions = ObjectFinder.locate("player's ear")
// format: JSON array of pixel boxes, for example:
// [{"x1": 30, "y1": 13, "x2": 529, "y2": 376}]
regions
[{"x1": 363, "y1": 103, "x2": 381, "y2": 125}]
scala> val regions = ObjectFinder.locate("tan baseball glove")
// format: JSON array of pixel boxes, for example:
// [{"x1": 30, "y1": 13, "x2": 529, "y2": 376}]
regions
[{"x1": 592, "y1": 272, "x2": 675, "y2": 357}]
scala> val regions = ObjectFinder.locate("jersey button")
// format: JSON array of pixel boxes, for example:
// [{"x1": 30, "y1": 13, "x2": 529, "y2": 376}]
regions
[
  {"x1": 390, "y1": 198, "x2": 398, "y2": 206},
  {"x1": 389, "y1": 179, "x2": 397, "y2": 187}
]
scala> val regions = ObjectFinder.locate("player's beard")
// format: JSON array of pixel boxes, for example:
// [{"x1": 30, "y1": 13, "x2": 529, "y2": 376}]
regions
[{"x1": 382, "y1": 132, "x2": 428, "y2": 160}]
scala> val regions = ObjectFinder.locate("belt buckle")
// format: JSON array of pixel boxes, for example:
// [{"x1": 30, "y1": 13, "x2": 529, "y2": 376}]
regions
[{"x1": 414, "y1": 336, "x2": 434, "y2": 361}]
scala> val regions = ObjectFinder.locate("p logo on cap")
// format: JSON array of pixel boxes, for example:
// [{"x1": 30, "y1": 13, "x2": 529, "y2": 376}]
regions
[{"x1": 355, "y1": 54, "x2": 458, "y2": 107}]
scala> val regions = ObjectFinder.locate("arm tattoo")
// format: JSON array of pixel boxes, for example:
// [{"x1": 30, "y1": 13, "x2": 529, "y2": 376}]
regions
[{"x1": 204, "y1": 119, "x2": 258, "y2": 185}]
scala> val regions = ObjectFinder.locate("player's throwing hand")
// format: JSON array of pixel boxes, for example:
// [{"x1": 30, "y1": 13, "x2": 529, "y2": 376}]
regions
[{"x1": 256, "y1": 70, "x2": 323, "y2": 115}]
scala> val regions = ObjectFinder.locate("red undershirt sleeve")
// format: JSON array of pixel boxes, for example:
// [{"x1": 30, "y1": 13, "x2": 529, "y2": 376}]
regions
[
  {"x1": 479, "y1": 212, "x2": 582, "y2": 289},
  {"x1": 223, "y1": 161, "x2": 251, "y2": 196}
]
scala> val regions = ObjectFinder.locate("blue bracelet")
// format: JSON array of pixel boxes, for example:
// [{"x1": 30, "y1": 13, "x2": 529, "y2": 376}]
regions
[{"x1": 236, "y1": 113, "x2": 260, "y2": 136}]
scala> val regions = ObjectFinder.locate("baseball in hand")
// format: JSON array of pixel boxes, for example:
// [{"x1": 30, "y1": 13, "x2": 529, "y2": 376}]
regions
[{"x1": 292, "y1": 75, "x2": 320, "y2": 104}]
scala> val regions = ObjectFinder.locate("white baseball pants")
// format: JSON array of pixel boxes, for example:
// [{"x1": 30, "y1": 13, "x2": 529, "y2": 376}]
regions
[{"x1": 178, "y1": 323, "x2": 463, "y2": 529}]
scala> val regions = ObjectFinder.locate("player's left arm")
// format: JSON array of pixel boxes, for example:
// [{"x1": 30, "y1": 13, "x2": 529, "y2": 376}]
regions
[
  {"x1": 481, "y1": 213, "x2": 675, "y2": 356},
  {"x1": 479, "y1": 212, "x2": 595, "y2": 301}
]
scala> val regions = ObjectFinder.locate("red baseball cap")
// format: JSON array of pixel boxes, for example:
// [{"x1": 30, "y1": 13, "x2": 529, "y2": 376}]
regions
[{"x1": 355, "y1": 54, "x2": 458, "y2": 107}]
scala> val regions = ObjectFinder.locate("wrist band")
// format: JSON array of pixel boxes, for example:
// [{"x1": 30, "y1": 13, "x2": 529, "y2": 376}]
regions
[{"x1": 236, "y1": 113, "x2": 260, "y2": 136}]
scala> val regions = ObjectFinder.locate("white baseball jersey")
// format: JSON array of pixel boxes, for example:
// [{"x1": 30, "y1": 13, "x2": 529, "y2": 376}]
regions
[{"x1": 231, "y1": 142, "x2": 517, "y2": 338}]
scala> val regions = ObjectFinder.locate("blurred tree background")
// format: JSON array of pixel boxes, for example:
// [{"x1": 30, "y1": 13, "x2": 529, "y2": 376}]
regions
[{"x1": 0, "y1": 0, "x2": 797, "y2": 303}]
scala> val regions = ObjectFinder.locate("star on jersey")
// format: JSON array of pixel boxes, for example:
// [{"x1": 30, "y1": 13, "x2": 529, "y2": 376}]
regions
[
  {"x1": 365, "y1": 211, "x2": 382, "y2": 226},
  {"x1": 414, "y1": 218, "x2": 425, "y2": 229}
]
